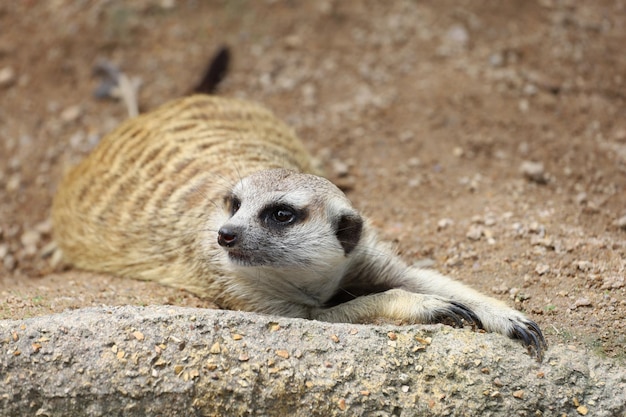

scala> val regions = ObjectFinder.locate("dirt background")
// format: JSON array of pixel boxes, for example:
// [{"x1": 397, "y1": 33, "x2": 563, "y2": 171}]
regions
[{"x1": 1, "y1": 1, "x2": 624, "y2": 361}]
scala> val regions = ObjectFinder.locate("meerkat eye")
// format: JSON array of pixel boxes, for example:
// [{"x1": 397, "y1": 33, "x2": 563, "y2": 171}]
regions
[
  {"x1": 261, "y1": 204, "x2": 305, "y2": 228},
  {"x1": 227, "y1": 196, "x2": 241, "y2": 216},
  {"x1": 272, "y1": 208, "x2": 295, "y2": 224}
]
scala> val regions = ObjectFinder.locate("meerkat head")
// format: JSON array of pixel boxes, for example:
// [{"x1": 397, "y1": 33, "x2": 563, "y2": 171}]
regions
[{"x1": 214, "y1": 169, "x2": 363, "y2": 305}]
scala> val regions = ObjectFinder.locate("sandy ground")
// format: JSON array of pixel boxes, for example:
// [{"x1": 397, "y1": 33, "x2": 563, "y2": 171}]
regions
[{"x1": 0, "y1": 1, "x2": 624, "y2": 360}]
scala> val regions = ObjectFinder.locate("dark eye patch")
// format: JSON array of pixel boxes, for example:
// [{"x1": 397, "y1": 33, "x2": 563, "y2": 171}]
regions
[
  {"x1": 224, "y1": 194, "x2": 241, "y2": 216},
  {"x1": 260, "y1": 204, "x2": 307, "y2": 229}
]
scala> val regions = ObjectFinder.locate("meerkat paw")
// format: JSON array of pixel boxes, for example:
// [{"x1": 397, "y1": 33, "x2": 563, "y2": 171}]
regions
[
  {"x1": 470, "y1": 305, "x2": 547, "y2": 361},
  {"x1": 416, "y1": 298, "x2": 546, "y2": 361}
]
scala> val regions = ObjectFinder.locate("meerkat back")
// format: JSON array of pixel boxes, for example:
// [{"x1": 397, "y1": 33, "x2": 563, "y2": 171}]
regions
[{"x1": 52, "y1": 95, "x2": 315, "y2": 296}]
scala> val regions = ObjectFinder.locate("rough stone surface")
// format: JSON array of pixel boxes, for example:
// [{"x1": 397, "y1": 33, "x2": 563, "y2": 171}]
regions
[{"x1": 1, "y1": 306, "x2": 624, "y2": 417}]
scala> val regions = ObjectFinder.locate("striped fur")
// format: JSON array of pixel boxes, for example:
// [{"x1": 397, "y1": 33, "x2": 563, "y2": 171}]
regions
[{"x1": 53, "y1": 95, "x2": 316, "y2": 306}]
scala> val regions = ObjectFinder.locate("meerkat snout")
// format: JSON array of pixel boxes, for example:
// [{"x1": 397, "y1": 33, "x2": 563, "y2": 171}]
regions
[{"x1": 217, "y1": 226, "x2": 238, "y2": 248}]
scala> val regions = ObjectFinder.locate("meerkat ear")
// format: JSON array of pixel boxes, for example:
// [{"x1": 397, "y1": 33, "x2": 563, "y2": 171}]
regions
[{"x1": 335, "y1": 212, "x2": 363, "y2": 255}]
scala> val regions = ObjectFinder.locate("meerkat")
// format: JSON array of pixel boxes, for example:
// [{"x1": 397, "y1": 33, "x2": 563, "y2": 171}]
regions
[{"x1": 52, "y1": 94, "x2": 546, "y2": 360}]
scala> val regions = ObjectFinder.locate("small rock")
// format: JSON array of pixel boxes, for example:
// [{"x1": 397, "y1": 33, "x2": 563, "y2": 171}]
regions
[
  {"x1": 612, "y1": 215, "x2": 626, "y2": 229},
  {"x1": 518, "y1": 99, "x2": 530, "y2": 113},
  {"x1": 491, "y1": 284, "x2": 510, "y2": 295},
  {"x1": 576, "y1": 405, "x2": 588, "y2": 415},
  {"x1": 574, "y1": 261, "x2": 593, "y2": 272},
  {"x1": 60, "y1": 105, "x2": 83, "y2": 123},
  {"x1": 35, "y1": 220, "x2": 53, "y2": 235},
  {"x1": 21, "y1": 230, "x2": 41, "y2": 248},
  {"x1": 466, "y1": 225, "x2": 483, "y2": 241},
  {"x1": 571, "y1": 298, "x2": 592, "y2": 309},
  {"x1": 523, "y1": 83, "x2": 538, "y2": 96},
  {"x1": 489, "y1": 52, "x2": 504, "y2": 67},
  {"x1": 160, "y1": 0, "x2": 176, "y2": 10},
  {"x1": 512, "y1": 390, "x2": 524, "y2": 399},
  {"x1": 437, "y1": 218, "x2": 453, "y2": 230},
  {"x1": 407, "y1": 157, "x2": 420, "y2": 167},
  {"x1": 337, "y1": 398, "x2": 347, "y2": 411},
  {"x1": 3, "y1": 254, "x2": 17, "y2": 271},
  {"x1": 6, "y1": 174, "x2": 20, "y2": 192},
  {"x1": 520, "y1": 161, "x2": 547, "y2": 184},
  {"x1": 275, "y1": 349, "x2": 290, "y2": 359},
  {"x1": 601, "y1": 276, "x2": 624, "y2": 290},
  {"x1": 331, "y1": 159, "x2": 350, "y2": 177},
  {"x1": 445, "y1": 24, "x2": 469, "y2": 47},
  {"x1": 284, "y1": 34, "x2": 302, "y2": 49},
  {"x1": 0, "y1": 66, "x2": 15, "y2": 88},
  {"x1": 396, "y1": 131, "x2": 413, "y2": 144}
]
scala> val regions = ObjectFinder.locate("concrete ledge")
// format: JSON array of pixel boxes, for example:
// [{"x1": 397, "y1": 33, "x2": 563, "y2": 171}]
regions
[{"x1": 1, "y1": 306, "x2": 624, "y2": 416}]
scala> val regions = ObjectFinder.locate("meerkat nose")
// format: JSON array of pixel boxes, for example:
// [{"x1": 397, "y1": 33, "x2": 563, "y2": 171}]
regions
[{"x1": 217, "y1": 227, "x2": 239, "y2": 248}]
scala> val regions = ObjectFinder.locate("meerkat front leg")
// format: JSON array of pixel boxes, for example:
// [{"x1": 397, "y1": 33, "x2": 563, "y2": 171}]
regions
[
  {"x1": 315, "y1": 229, "x2": 547, "y2": 360},
  {"x1": 314, "y1": 271, "x2": 546, "y2": 360},
  {"x1": 312, "y1": 289, "x2": 482, "y2": 328}
]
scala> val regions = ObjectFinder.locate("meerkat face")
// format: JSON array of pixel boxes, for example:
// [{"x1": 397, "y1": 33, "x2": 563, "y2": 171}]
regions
[{"x1": 216, "y1": 169, "x2": 363, "y2": 274}]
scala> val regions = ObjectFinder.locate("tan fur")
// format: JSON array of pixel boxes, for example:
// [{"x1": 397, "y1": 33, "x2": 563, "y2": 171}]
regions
[
  {"x1": 53, "y1": 95, "x2": 314, "y2": 306},
  {"x1": 53, "y1": 94, "x2": 546, "y2": 360}
]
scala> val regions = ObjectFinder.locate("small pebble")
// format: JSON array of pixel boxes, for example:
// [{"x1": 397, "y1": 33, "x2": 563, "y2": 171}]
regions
[
  {"x1": 6, "y1": 174, "x2": 20, "y2": 192},
  {"x1": 466, "y1": 225, "x2": 483, "y2": 241},
  {"x1": 331, "y1": 159, "x2": 350, "y2": 177},
  {"x1": 437, "y1": 218, "x2": 453, "y2": 230},
  {"x1": 0, "y1": 66, "x2": 15, "y2": 88},
  {"x1": 337, "y1": 398, "x2": 347, "y2": 411},
  {"x1": 601, "y1": 276, "x2": 624, "y2": 290},
  {"x1": 275, "y1": 349, "x2": 290, "y2": 359},
  {"x1": 520, "y1": 161, "x2": 547, "y2": 184},
  {"x1": 3, "y1": 254, "x2": 17, "y2": 271},
  {"x1": 535, "y1": 263, "x2": 550, "y2": 275},
  {"x1": 21, "y1": 230, "x2": 41, "y2": 248},
  {"x1": 446, "y1": 24, "x2": 469, "y2": 46},
  {"x1": 491, "y1": 284, "x2": 509, "y2": 295},
  {"x1": 612, "y1": 215, "x2": 626, "y2": 229},
  {"x1": 571, "y1": 298, "x2": 592, "y2": 309},
  {"x1": 575, "y1": 192, "x2": 588, "y2": 205},
  {"x1": 574, "y1": 261, "x2": 593, "y2": 271},
  {"x1": 60, "y1": 105, "x2": 82, "y2": 123}
]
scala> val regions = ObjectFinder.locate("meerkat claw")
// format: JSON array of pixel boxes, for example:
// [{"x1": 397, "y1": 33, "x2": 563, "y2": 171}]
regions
[
  {"x1": 433, "y1": 301, "x2": 483, "y2": 329},
  {"x1": 510, "y1": 319, "x2": 547, "y2": 361}
]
